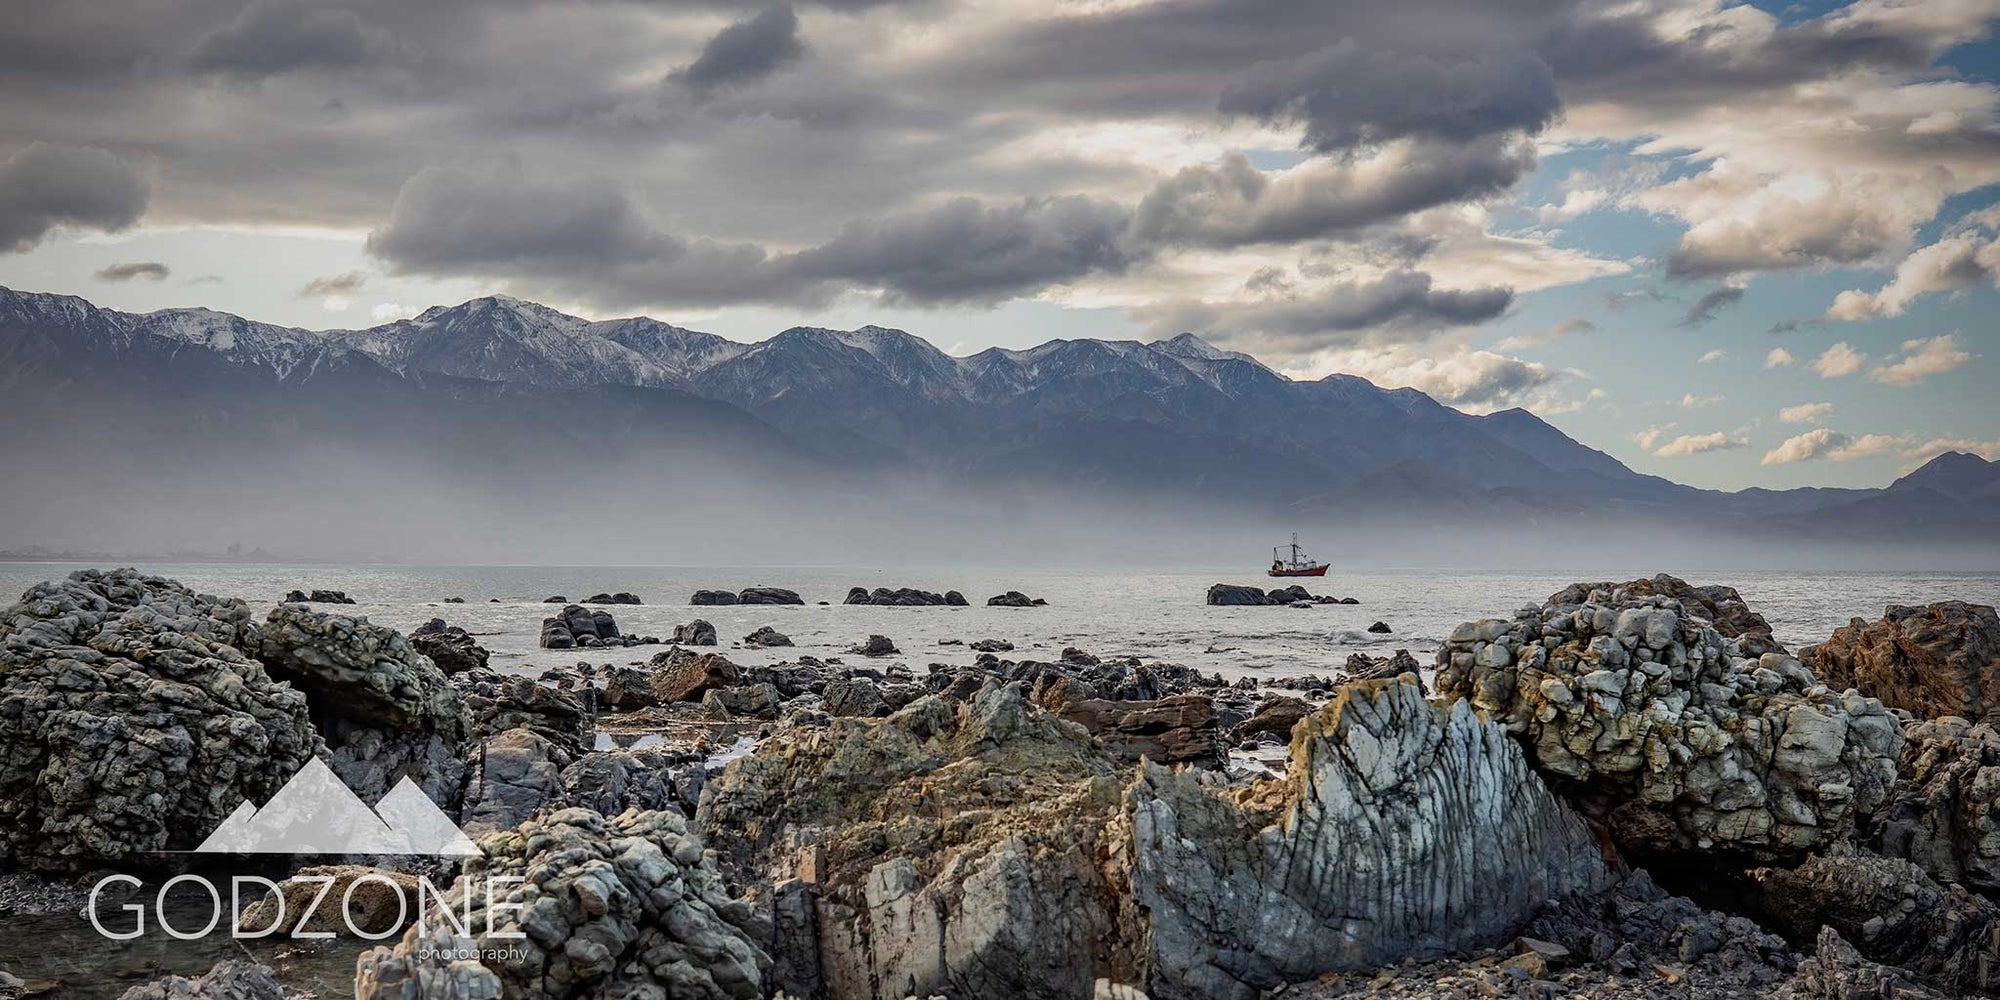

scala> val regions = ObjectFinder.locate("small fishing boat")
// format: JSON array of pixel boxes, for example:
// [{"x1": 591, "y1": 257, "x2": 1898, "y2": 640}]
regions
[{"x1": 1267, "y1": 534, "x2": 1329, "y2": 577}]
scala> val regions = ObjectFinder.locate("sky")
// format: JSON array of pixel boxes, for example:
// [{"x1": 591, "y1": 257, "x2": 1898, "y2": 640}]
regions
[{"x1": 0, "y1": 0, "x2": 1995, "y2": 492}]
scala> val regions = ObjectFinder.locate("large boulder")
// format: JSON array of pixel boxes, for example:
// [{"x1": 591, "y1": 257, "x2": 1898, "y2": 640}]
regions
[
  {"x1": 355, "y1": 809, "x2": 769, "y2": 1000},
  {"x1": 256, "y1": 604, "x2": 468, "y2": 803},
  {"x1": 672, "y1": 618, "x2": 718, "y2": 646},
  {"x1": 1205, "y1": 584, "x2": 1272, "y2": 606},
  {"x1": 1052, "y1": 694, "x2": 1223, "y2": 767},
  {"x1": 1549, "y1": 574, "x2": 1785, "y2": 655},
  {"x1": 648, "y1": 647, "x2": 741, "y2": 703},
  {"x1": 690, "y1": 589, "x2": 738, "y2": 606},
  {"x1": 1233, "y1": 694, "x2": 1309, "y2": 741},
  {"x1": 459, "y1": 727, "x2": 572, "y2": 835},
  {"x1": 407, "y1": 619, "x2": 488, "y2": 674},
  {"x1": 986, "y1": 590, "x2": 1045, "y2": 607},
  {"x1": 452, "y1": 667, "x2": 592, "y2": 756},
  {"x1": 1874, "y1": 716, "x2": 2000, "y2": 893},
  {"x1": 738, "y1": 587, "x2": 804, "y2": 605},
  {"x1": 1435, "y1": 589, "x2": 1903, "y2": 859},
  {"x1": 1810, "y1": 601, "x2": 2000, "y2": 723},
  {"x1": 696, "y1": 679, "x2": 1609, "y2": 1000},
  {"x1": 0, "y1": 569, "x2": 322, "y2": 872}
]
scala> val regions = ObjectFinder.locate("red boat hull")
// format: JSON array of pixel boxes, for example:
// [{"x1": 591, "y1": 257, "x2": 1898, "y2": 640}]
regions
[{"x1": 1267, "y1": 565, "x2": 1329, "y2": 577}]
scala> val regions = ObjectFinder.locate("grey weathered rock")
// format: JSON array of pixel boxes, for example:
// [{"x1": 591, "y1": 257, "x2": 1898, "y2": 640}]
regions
[
  {"x1": 1875, "y1": 716, "x2": 2000, "y2": 894},
  {"x1": 846, "y1": 634, "x2": 897, "y2": 657},
  {"x1": 705, "y1": 682, "x2": 782, "y2": 720},
  {"x1": 117, "y1": 960, "x2": 281, "y2": 1000},
  {"x1": 560, "y1": 749, "x2": 683, "y2": 817},
  {"x1": 1127, "y1": 677, "x2": 1613, "y2": 998},
  {"x1": 1774, "y1": 927, "x2": 1951, "y2": 1000},
  {"x1": 1435, "y1": 591, "x2": 1903, "y2": 858},
  {"x1": 690, "y1": 589, "x2": 739, "y2": 605},
  {"x1": 1234, "y1": 694, "x2": 1310, "y2": 741},
  {"x1": 601, "y1": 664, "x2": 658, "y2": 710},
  {"x1": 1549, "y1": 574, "x2": 1785, "y2": 656},
  {"x1": 673, "y1": 618, "x2": 719, "y2": 646},
  {"x1": 256, "y1": 603, "x2": 468, "y2": 803},
  {"x1": 738, "y1": 587, "x2": 804, "y2": 605},
  {"x1": 1810, "y1": 601, "x2": 2000, "y2": 723},
  {"x1": 282, "y1": 589, "x2": 354, "y2": 605},
  {"x1": 821, "y1": 676, "x2": 890, "y2": 717},
  {"x1": 1750, "y1": 847, "x2": 2000, "y2": 996},
  {"x1": 844, "y1": 586, "x2": 960, "y2": 606},
  {"x1": 969, "y1": 638, "x2": 1014, "y2": 653},
  {"x1": 1205, "y1": 583, "x2": 1271, "y2": 606},
  {"x1": 1055, "y1": 694, "x2": 1223, "y2": 766},
  {"x1": 452, "y1": 667, "x2": 592, "y2": 756},
  {"x1": 459, "y1": 727, "x2": 571, "y2": 835},
  {"x1": 743, "y1": 625, "x2": 793, "y2": 648},
  {"x1": 0, "y1": 569, "x2": 322, "y2": 872},
  {"x1": 698, "y1": 678, "x2": 1608, "y2": 1000},
  {"x1": 355, "y1": 809, "x2": 769, "y2": 1000},
  {"x1": 408, "y1": 619, "x2": 488, "y2": 674},
  {"x1": 986, "y1": 590, "x2": 1046, "y2": 607},
  {"x1": 583, "y1": 592, "x2": 642, "y2": 605}
]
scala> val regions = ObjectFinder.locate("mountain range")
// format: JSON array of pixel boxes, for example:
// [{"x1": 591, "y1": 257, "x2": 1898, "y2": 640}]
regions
[{"x1": 0, "y1": 284, "x2": 1993, "y2": 565}]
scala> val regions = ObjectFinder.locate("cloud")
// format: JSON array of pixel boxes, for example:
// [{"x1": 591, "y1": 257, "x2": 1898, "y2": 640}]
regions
[
  {"x1": 189, "y1": 0, "x2": 405, "y2": 77},
  {"x1": 1765, "y1": 347, "x2": 1797, "y2": 368},
  {"x1": 1493, "y1": 317, "x2": 1593, "y2": 351},
  {"x1": 0, "y1": 143, "x2": 148, "y2": 253},
  {"x1": 1678, "y1": 393, "x2": 1723, "y2": 408},
  {"x1": 296, "y1": 271, "x2": 366, "y2": 299},
  {"x1": 670, "y1": 6, "x2": 806, "y2": 95},
  {"x1": 1696, "y1": 349, "x2": 1728, "y2": 364},
  {"x1": 1219, "y1": 41, "x2": 1560, "y2": 153},
  {"x1": 1130, "y1": 138, "x2": 1536, "y2": 249},
  {"x1": 1827, "y1": 229, "x2": 2000, "y2": 320},
  {"x1": 1322, "y1": 346, "x2": 1559, "y2": 412},
  {"x1": 1867, "y1": 333, "x2": 1976, "y2": 385},
  {"x1": 371, "y1": 302, "x2": 420, "y2": 322},
  {"x1": 94, "y1": 260, "x2": 169, "y2": 282},
  {"x1": 1905, "y1": 437, "x2": 2000, "y2": 462},
  {"x1": 1654, "y1": 431, "x2": 1747, "y2": 456},
  {"x1": 1152, "y1": 269, "x2": 1512, "y2": 348},
  {"x1": 1761, "y1": 428, "x2": 1908, "y2": 465},
  {"x1": 1778, "y1": 402, "x2": 1834, "y2": 424},
  {"x1": 1677, "y1": 284, "x2": 1745, "y2": 327},
  {"x1": 1633, "y1": 425, "x2": 1671, "y2": 451},
  {"x1": 1811, "y1": 342, "x2": 1866, "y2": 378}
]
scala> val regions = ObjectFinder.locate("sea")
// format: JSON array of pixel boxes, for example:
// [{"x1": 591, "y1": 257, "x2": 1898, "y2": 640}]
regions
[{"x1": 4, "y1": 562, "x2": 1996, "y2": 679}]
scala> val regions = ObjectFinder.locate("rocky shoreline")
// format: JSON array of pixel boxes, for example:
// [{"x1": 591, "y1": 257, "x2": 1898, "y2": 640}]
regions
[{"x1": 0, "y1": 569, "x2": 1996, "y2": 999}]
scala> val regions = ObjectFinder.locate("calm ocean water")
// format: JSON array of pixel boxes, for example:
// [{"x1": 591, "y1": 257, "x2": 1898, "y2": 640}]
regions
[{"x1": 4, "y1": 563, "x2": 1994, "y2": 680}]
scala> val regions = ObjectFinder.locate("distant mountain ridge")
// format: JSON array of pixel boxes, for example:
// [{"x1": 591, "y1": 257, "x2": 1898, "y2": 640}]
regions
[{"x1": 1, "y1": 284, "x2": 1994, "y2": 552}]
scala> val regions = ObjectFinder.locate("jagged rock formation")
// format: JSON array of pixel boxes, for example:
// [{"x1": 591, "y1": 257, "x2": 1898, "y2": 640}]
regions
[
  {"x1": 1549, "y1": 574, "x2": 1785, "y2": 655},
  {"x1": 648, "y1": 647, "x2": 742, "y2": 703},
  {"x1": 1809, "y1": 601, "x2": 2000, "y2": 723},
  {"x1": 0, "y1": 569, "x2": 321, "y2": 871},
  {"x1": 355, "y1": 809, "x2": 769, "y2": 1000},
  {"x1": 743, "y1": 625, "x2": 793, "y2": 647},
  {"x1": 696, "y1": 678, "x2": 1609, "y2": 1000},
  {"x1": 986, "y1": 590, "x2": 1047, "y2": 607},
  {"x1": 1048, "y1": 694, "x2": 1223, "y2": 766},
  {"x1": 408, "y1": 618, "x2": 488, "y2": 674},
  {"x1": 673, "y1": 618, "x2": 719, "y2": 646},
  {"x1": 256, "y1": 604, "x2": 468, "y2": 803},
  {"x1": 820, "y1": 676, "x2": 891, "y2": 717},
  {"x1": 1875, "y1": 716, "x2": 2000, "y2": 893},
  {"x1": 1775, "y1": 928, "x2": 1951, "y2": 1000},
  {"x1": 1126, "y1": 678, "x2": 1613, "y2": 998},
  {"x1": 1749, "y1": 847, "x2": 2000, "y2": 996},
  {"x1": 1344, "y1": 649, "x2": 1425, "y2": 688},
  {"x1": 117, "y1": 961, "x2": 282, "y2": 1000},
  {"x1": 452, "y1": 667, "x2": 592, "y2": 756},
  {"x1": 843, "y1": 586, "x2": 968, "y2": 606},
  {"x1": 1436, "y1": 590, "x2": 1903, "y2": 858}
]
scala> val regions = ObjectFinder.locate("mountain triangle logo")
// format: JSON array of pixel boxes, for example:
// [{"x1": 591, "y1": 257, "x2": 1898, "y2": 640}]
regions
[{"x1": 192, "y1": 758, "x2": 480, "y2": 856}]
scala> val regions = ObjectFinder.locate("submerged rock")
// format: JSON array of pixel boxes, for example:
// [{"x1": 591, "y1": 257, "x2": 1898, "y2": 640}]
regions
[
  {"x1": 0, "y1": 569, "x2": 321, "y2": 872},
  {"x1": 282, "y1": 589, "x2": 355, "y2": 605},
  {"x1": 673, "y1": 618, "x2": 719, "y2": 646},
  {"x1": 1436, "y1": 591, "x2": 1903, "y2": 859},
  {"x1": 986, "y1": 590, "x2": 1047, "y2": 607},
  {"x1": 355, "y1": 809, "x2": 769, "y2": 1000},
  {"x1": 843, "y1": 586, "x2": 963, "y2": 606},
  {"x1": 583, "y1": 591, "x2": 643, "y2": 605},
  {"x1": 690, "y1": 589, "x2": 739, "y2": 605},
  {"x1": 1809, "y1": 601, "x2": 2000, "y2": 723},
  {"x1": 738, "y1": 586, "x2": 805, "y2": 605}
]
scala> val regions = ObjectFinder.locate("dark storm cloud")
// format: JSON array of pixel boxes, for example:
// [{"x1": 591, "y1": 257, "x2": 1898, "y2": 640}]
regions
[
  {"x1": 671, "y1": 6, "x2": 806, "y2": 94},
  {"x1": 1131, "y1": 138, "x2": 1535, "y2": 249},
  {"x1": 189, "y1": 0, "x2": 406, "y2": 77},
  {"x1": 0, "y1": 144, "x2": 149, "y2": 253},
  {"x1": 1147, "y1": 270, "x2": 1512, "y2": 343},
  {"x1": 296, "y1": 271, "x2": 366, "y2": 298},
  {"x1": 95, "y1": 261, "x2": 171, "y2": 282},
  {"x1": 786, "y1": 195, "x2": 1138, "y2": 304},
  {"x1": 1677, "y1": 285, "x2": 1745, "y2": 327},
  {"x1": 1219, "y1": 42, "x2": 1560, "y2": 152}
]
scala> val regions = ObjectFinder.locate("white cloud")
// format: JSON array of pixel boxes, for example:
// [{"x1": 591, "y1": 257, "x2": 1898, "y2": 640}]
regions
[
  {"x1": 1633, "y1": 425, "x2": 1672, "y2": 451},
  {"x1": 1654, "y1": 430, "x2": 1747, "y2": 456},
  {"x1": 1811, "y1": 342, "x2": 1866, "y2": 378},
  {"x1": 1765, "y1": 347, "x2": 1797, "y2": 368},
  {"x1": 1492, "y1": 317, "x2": 1594, "y2": 351},
  {"x1": 1905, "y1": 437, "x2": 2000, "y2": 462},
  {"x1": 1697, "y1": 349, "x2": 1728, "y2": 364},
  {"x1": 370, "y1": 302, "x2": 420, "y2": 321},
  {"x1": 1867, "y1": 333, "x2": 1976, "y2": 386},
  {"x1": 1761, "y1": 428, "x2": 1911, "y2": 465},
  {"x1": 1679, "y1": 392, "x2": 1723, "y2": 407},
  {"x1": 1827, "y1": 229, "x2": 2000, "y2": 320},
  {"x1": 1778, "y1": 402, "x2": 1834, "y2": 424},
  {"x1": 1318, "y1": 345, "x2": 1560, "y2": 413}
]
